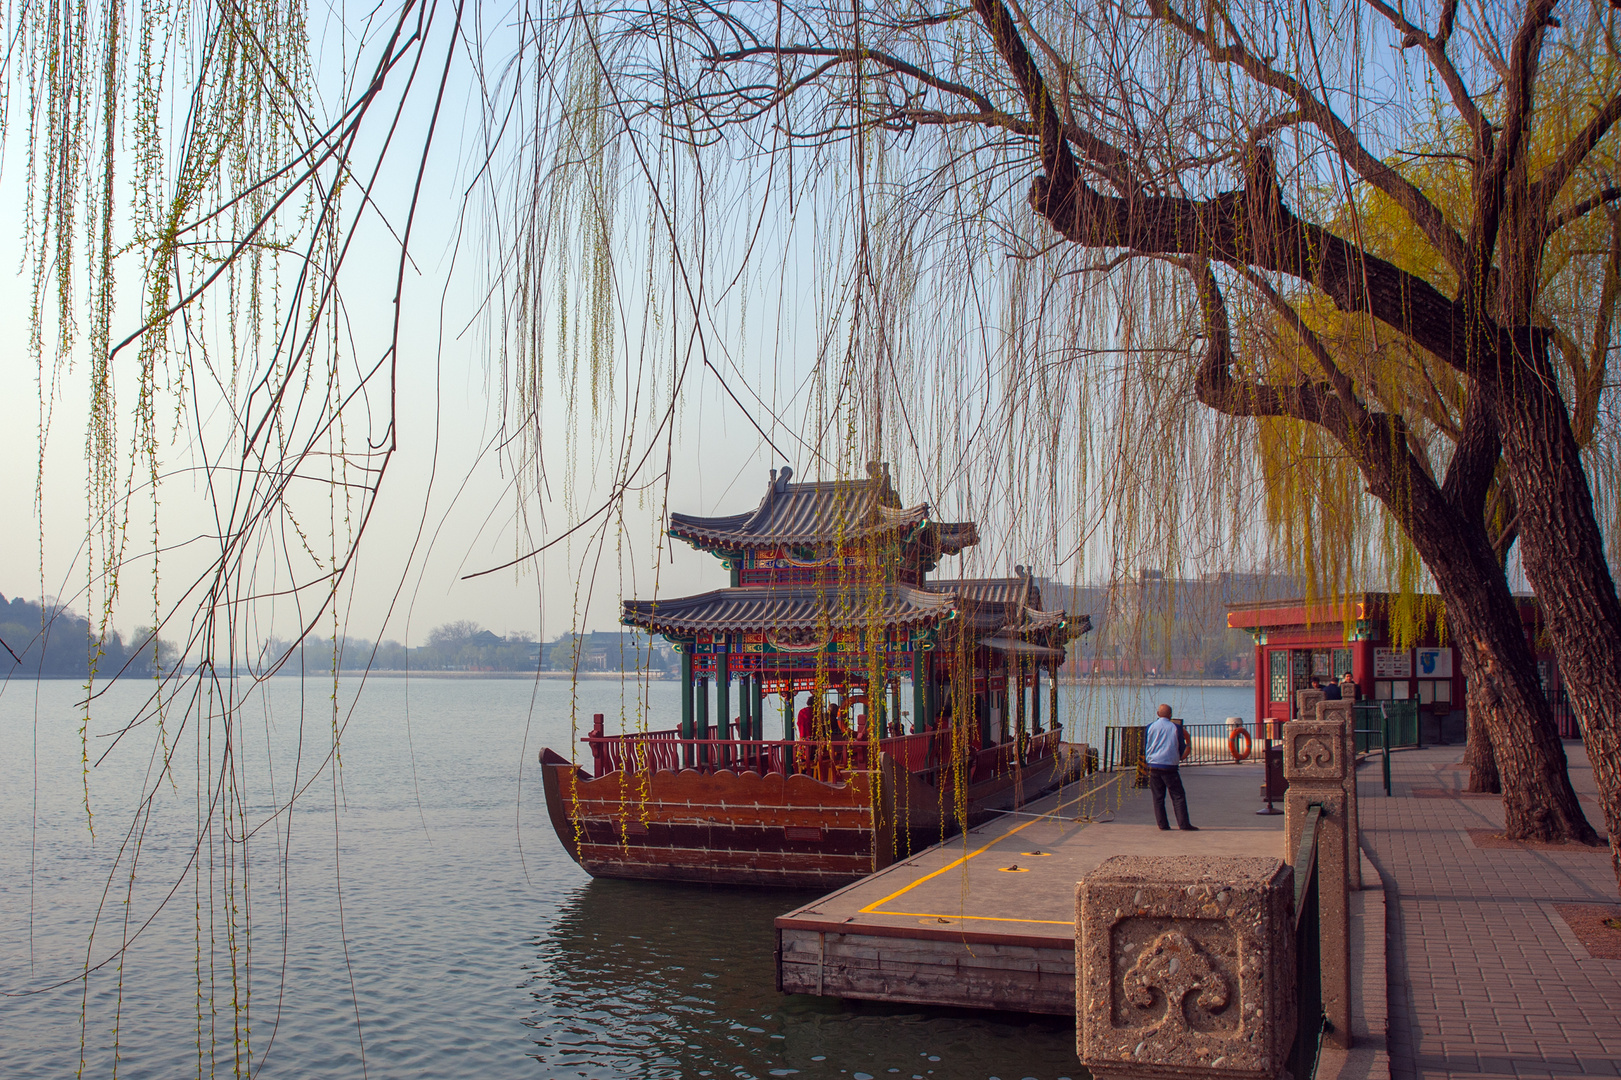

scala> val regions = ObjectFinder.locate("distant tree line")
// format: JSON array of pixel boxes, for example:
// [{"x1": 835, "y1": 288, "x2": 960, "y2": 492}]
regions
[
  {"x1": 262, "y1": 623, "x2": 675, "y2": 674},
  {"x1": 1, "y1": 594, "x2": 675, "y2": 680},
  {"x1": 0, "y1": 593, "x2": 173, "y2": 679}
]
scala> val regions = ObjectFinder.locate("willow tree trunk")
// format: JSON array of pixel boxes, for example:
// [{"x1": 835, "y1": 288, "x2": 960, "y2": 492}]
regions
[
  {"x1": 1494, "y1": 361, "x2": 1621, "y2": 890},
  {"x1": 1462, "y1": 662, "x2": 1503, "y2": 794},
  {"x1": 1403, "y1": 495, "x2": 1596, "y2": 845}
]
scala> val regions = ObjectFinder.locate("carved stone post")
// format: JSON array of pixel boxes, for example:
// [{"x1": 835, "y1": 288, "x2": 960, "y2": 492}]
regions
[
  {"x1": 1283, "y1": 717, "x2": 1351, "y2": 1050},
  {"x1": 1316, "y1": 698, "x2": 1360, "y2": 890},
  {"x1": 1294, "y1": 688, "x2": 1324, "y2": 727},
  {"x1": 1077, "y1": 856, "x2": 1296, "y2": 1080}
]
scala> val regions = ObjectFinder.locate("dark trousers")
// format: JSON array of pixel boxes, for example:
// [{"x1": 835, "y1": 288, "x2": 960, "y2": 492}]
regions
[{"x1": 1148, "y1": 766, "x2": 1192, "y2": 829}]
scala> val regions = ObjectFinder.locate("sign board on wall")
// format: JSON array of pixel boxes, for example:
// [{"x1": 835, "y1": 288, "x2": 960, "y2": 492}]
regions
[
  {"x1": 1374, "y1": 648, "x2": 1412, "y2": 679},
  {"x1": 1416, "y1": 648, "x2": 1453, "y2": 678}
]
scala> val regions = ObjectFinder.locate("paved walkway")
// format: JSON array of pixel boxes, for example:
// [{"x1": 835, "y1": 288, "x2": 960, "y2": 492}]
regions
[{"x1": 1359, "y1": 742, "x2": 1620, "y2": 1079}]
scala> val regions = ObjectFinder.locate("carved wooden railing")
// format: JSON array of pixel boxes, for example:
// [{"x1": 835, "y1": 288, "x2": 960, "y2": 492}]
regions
[{"x1": 581, "y1": 725, "x2": 1060, "y2": 780}]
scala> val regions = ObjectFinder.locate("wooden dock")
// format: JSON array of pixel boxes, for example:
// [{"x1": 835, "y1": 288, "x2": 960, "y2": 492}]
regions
[{"x1": 774, "y1": 760, "x2": 1288, "y2": 1015}]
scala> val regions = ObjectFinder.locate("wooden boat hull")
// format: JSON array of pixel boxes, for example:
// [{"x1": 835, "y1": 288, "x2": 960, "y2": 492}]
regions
[{"x1": 540, "y1": 745, "x2": 1084, "y2": 889}]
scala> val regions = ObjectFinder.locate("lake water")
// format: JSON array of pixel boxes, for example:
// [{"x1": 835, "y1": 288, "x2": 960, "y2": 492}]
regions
[{"x1": 0, "y1": 675, "x2": 1252, "y2": 1079}]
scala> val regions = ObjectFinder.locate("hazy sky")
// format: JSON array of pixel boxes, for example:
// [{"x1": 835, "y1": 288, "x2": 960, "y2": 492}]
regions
[
  {"x1": 0, "y1": 8, "x2": 1287, "y2": 658},
  {"x1": 0, "y1": 44, "x2": 987, "y2": 653}
]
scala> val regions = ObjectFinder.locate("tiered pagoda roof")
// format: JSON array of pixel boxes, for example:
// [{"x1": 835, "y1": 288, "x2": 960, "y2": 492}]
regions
[
  {"x1": 668, "y1": 464, "x2": 978, "y2": 556},
  {"x1": 624, "y1": 465, "x2": 1083, "y2": 657},
  {"x1": 930, "y1": 573, "x2": 1089, "y2": 650},
  {"x1": 621, "y1": 585, "x2": 956, "y2": 637}
]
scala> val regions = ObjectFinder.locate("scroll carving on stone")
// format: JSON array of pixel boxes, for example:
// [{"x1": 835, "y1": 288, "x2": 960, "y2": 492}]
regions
[
  {"x1": 1294, "y1": 736, "x2": 1335, "y2": 770},
  {"x1": 1110, "y1": 917, "x2": 1240, "y2": 1035},
  {"x1": 1284, "y1": 720, "x2": 1346, "y2": 780},
  {"x1": 1121, "y1": 930, "x2": 1230, "y2": 1034},
  {"x1": 1080, "y1": 857, "x2": 1294, "y2": 1078}
]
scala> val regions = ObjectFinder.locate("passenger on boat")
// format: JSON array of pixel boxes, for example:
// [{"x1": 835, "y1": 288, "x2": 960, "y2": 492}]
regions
[
  {"x1": 832, "y1": 703, "x2": 854, "y2": 740},
  {"x1": 794, "y1": 699, "x2": 818, "y2": 773}
]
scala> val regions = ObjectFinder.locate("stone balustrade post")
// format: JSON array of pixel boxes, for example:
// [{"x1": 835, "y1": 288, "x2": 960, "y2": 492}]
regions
[
  {"x1": 1076, "y1": 855, "x2": 1296, "y2": 1080},
  {"x1": 1316, "y1": 698, "x2": 1360, "y2": 890},
  {"x1": 1294, "y1": 688, "x2": 1324, "y2": 726},
  {"x1": 1282, "y1": 716, "x2": 1352, "y2": 1050}
]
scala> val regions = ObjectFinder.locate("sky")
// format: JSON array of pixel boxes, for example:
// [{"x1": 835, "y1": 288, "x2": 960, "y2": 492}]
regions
[
  {"x1": 0, "y1": 9, "x2": 988, "y2": 652},
  {"x1": 0, "y1": 1, "x2": 1436, "y2": 658}
]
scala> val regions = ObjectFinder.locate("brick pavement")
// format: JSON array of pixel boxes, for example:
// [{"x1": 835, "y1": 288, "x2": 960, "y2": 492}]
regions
[{"x1": 1359, "y1": 742, "x2": 1620, "y2": 1079}]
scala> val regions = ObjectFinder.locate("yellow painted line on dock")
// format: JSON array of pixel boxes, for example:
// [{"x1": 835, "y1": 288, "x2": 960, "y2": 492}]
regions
[
  {"x1": 858, "y1": 773, "x2": 1122, "y2": 915},
  {"x1": 895, "y1": 912, "x2": 1075, "y2": 927}
]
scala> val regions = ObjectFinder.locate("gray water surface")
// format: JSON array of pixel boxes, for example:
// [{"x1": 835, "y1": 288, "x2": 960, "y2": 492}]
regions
[{"x1": 0, "y1": 675, "x2": 1250, "y2": 1078}]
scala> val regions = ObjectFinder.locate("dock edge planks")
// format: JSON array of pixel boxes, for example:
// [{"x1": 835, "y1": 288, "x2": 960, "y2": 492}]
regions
[{"x1": 774, "y1": 920, "x2": 1077, "y2": 1015}]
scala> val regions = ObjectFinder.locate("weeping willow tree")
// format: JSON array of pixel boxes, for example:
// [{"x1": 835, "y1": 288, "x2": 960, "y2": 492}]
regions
[
  {"x1": 525, "y1": 0, "x2": 1621, "y2": 877},
  {"x1": 2, "y1": 1, "x2": 670, "y2": 1071},
  {"x1": 13, "y1": 0, "x2": 1621, "y2": 1067}
]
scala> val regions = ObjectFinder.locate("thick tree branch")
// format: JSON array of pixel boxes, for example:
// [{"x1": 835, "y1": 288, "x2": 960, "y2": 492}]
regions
[
  {"x1": 1229, "y1": 263, "x2": 1368, "y2": 427},
  {"x1": 1152, "y1": 0, "x2": 1469, "y2": 276},
  {"x1": 1440, "y1": 387, "x2": 1502, "y2": 521},
  {"x1": 966, "y1": 0, "x2": 1524, "y2": 379},
  {"x1": 1468, "y1": 0, "x2": 1558, "y2": 284},
  {"x1": 968, "y1": 0, "x2": 1082, "y2": 221},
  {"x1": 1187, "y1": 261, "x2": 1455, "y2": 530}
]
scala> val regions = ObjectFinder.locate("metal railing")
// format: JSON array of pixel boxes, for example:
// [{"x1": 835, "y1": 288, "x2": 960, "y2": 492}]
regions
[
  {"x1": 1353, "y1": 702, "x2": 1418, "y2": 796},
  {"x1": 1291, "y1": 803, "x2": 1327, "y2": 1080},
  {"x1": 1100, "y1": 723, "x2": 1253, "y2": 771},
  {"x1": 1353, "y1": 700, "x2": 1420, "y2": 754},
  {"x1": 583, "y1": 725, "x2": 1062, "y2": 779}
]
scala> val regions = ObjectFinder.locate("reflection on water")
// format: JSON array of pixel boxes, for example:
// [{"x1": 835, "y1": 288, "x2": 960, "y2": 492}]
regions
[
  {"x1": 528, "y1": 879, "x2": 1083, "y2": 1080},
  {"x1": 0, "y1": 677, "x2": 1239, "y2": 1078}
]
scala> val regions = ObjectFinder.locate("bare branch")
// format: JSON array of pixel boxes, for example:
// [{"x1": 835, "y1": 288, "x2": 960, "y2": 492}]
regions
[
  {"x1": 1152, "y1": 0, "x2": 1469, "y2": 276},
  {"x1": 1547, "y1": 185, "x2": 1621, "y2": 234},
  {"x1": 1533, "y1": 92, "x2": 1621, "y2": 226}
]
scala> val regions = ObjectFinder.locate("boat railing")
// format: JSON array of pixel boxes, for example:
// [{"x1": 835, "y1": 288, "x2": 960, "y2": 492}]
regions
[
  {"x1": 581, "y1": 726, "x2": 1057, "y2": 780},
  {"x1": 584, "y1": 726, "x2": 685, "y2": 775},
  {"x1": 965, "y1": 728, "x2": 1061, "y2": 783}
]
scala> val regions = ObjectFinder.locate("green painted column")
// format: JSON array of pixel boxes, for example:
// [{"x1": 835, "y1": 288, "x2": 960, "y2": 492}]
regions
[
  {"x1": 716, "y1": 647, "x2": 731, "y2": 742},
  {"x1": 695, "y1": 676, "x2": 709, "y2": 766},
  {"x1": 680, "y1": 649, "x2": 694, "y2": 739},
  {"x1": 889, "y1": 678, "x2": 902, "y2": 738},
  {"x1": 738, "y1": 669, "x2": 751, "y2": 742},
  {"x1": 783, "y1": 676, "x2": 795, "y2": 741},
  {"x1": 911, "y1": 651, "x2": 925, "y2": 734}
]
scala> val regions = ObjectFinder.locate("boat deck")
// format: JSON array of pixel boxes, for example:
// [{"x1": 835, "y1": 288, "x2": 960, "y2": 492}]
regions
[{"x1": 774, "y1": 760, "x2": 1287, "y2": 1014}]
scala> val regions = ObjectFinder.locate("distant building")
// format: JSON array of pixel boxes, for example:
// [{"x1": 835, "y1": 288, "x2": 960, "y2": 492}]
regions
[
  {"x1": 1044, "y1": 569, "x2": 1301, "y2": 678},
  {"x1": 1226, "y1": 591, "x2": 1577, "y2": 740}
]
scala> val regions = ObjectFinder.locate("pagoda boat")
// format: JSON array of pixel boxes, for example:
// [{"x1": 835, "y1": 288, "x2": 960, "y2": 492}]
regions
[{"x1": 539, "y1": 463, "x2": 1091, "y2": 888}]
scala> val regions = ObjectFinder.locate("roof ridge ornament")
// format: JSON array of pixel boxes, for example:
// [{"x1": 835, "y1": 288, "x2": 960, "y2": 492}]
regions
[{"x1": 774, "y1": 465, "x2": 793, "y2": 493}]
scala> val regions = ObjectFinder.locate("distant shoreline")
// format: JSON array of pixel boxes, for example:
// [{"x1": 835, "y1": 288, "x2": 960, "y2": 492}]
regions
[
  {"x1": 11, "y1": 670, "x2": 1250, "y2": 686},
  {"x1": 321, "y1": 669, "x2": 669, "y2": 680},
  {"x1": 1060, "y1": 676, "x2": 1251, "y2": 688}
]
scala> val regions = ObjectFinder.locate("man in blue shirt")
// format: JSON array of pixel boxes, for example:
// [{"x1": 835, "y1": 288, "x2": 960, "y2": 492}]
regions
[{"x1": 1144, "y1": 704, "x2": 1198, "y2": 831}]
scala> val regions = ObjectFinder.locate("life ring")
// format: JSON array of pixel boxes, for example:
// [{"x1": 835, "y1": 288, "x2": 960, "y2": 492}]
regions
[{"x1": 1228, "y1": 727, "x2": 1253, "y2": 762}]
